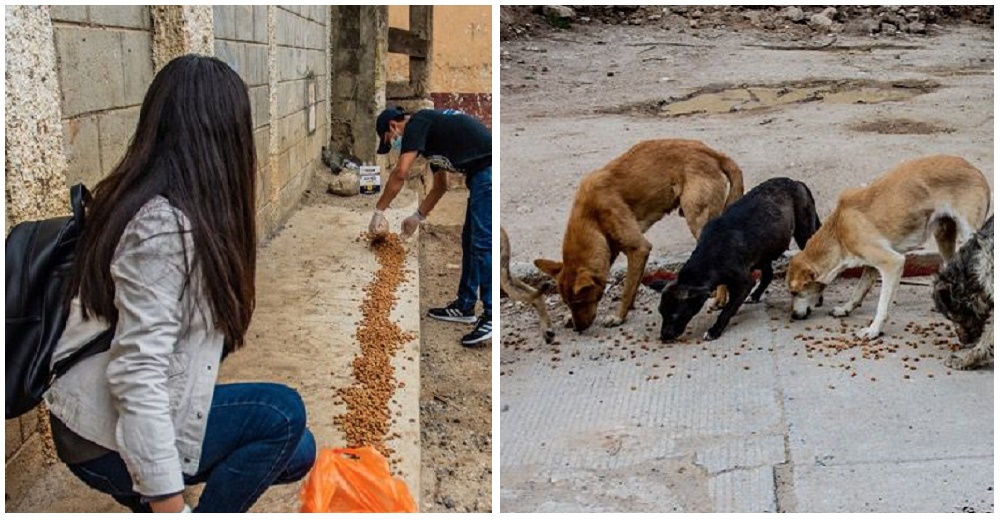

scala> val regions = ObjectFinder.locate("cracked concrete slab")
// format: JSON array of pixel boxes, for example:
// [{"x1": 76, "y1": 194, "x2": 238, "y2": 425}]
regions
[{"x1": 499, "y1": 277, "x2": 993, "y2": 512}]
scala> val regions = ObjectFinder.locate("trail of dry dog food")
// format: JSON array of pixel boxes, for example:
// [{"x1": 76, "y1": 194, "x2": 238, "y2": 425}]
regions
[
  {"x1": 792, "y1": 320, "x2": 963, "y2": 380},
  {"x1": 335, "y1": 233, "x2": 416, "y2": 460},
  {"x1": 501, "y1": 295, "x2": 964, "y2": 384}
]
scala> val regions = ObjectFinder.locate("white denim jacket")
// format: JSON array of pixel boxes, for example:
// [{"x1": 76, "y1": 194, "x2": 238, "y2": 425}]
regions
[{"x1": 45, "y1": 196, "x2": 225, "y2": 497}]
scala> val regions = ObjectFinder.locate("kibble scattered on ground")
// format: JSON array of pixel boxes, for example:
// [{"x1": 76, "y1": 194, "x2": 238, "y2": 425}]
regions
[{"x1": 335, "y1": 233, "x2": 416, "y2": 460}]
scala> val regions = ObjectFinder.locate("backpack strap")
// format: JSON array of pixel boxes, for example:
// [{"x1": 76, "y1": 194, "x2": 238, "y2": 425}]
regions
[
  {"x1": 70, "y1": 184, "x2": 91, "y2": 227},
  {"x1": 50, "y1": 328, "x2": 113, "y2": 383},
  {"x1": 51, "y1": 183, "x2": 106, "y2": 383}
]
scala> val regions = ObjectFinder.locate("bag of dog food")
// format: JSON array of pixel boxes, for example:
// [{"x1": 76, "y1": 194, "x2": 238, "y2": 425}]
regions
[{"x1": 299, "y1": 446, "x2": 417, "y2": 513}]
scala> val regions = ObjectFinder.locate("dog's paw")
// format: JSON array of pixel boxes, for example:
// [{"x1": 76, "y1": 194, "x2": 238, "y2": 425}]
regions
[
  {"x1": 703, "y1": 329, "x2": 722, "y2": 341},
  {"x1": 830, "y1": 306, "x2": 851, "y2": 318},
  {"x1": 602, "y1": 315, "x2": 624, "y2": 328},
  {"x1": 543, "y1": 329, "x2": 556, "y2": 344},
  {"x1": 944, "y1": 351, "x2": 978, "y2": 370},
  {"x1": 708, "y1": 298, "x2": 727, "y2": 311},
  {"x1": 854, "y1": 326, "x2": 882, "y2": 340}
]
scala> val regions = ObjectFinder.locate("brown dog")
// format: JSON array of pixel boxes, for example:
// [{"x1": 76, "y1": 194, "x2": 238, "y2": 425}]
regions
[
  {"x1": 501, "y1": 226, "x2": 555, "y2": 344},
  {"x1": 787, "y1": 155, "x2": 991, "y2": 340},
  {"x1": 534, "y1": 139, "x2": 744, "y2": 331}
]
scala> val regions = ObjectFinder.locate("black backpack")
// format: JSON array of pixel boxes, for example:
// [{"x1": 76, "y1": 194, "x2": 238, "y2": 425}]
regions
[{"x1": 6, "y1": 184, "x2": 112, "y2": 419}]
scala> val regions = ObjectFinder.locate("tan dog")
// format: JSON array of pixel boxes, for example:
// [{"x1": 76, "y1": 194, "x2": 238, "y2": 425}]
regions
[
  {"x1": 534, "y1": 139, "x2": 744, "y2": 331},
  {"x1": 501, "y1": 226, "x2": 555, "y2": 344},
  {"x1": 787, "y1": 155, "x2": 991, "y2": 340}
]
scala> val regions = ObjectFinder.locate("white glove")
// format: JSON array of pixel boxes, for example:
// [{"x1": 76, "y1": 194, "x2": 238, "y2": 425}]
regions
[
  {"x1": 400, "y1": 210, "x2": 425, "y2": 240},
  {"x1": 369, "y1": 209, "x2": 389, "y2": 236}
]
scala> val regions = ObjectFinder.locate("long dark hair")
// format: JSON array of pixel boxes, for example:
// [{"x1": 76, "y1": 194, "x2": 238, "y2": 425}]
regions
[{"x1": 69, "y1": 55, "x2": 257, "y2": 351}]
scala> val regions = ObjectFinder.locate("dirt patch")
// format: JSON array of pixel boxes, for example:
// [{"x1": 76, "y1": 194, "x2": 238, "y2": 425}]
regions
[
  {"x1": 605, "y1": 79, "x2": 940, "y2": 118},
  {"x1": 850, "y1": 118, "x2": 954, "y2": 135},
  {"x1": 418, "y1": 222, "x2": 492, "y2": 513},
  {"x1": 501, "y1": 5, "x2": 994, "y2": 41}
]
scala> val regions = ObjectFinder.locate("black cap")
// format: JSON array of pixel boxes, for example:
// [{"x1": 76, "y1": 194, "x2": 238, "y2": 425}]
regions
[{"x1": 376, "y1": 106, "x2": 406, "y2": 154}]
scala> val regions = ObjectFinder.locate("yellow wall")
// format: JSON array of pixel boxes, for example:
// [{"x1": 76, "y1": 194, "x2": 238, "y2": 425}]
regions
[{"x1": 388, "y1": 5, "x2": 491, "y2": 94}]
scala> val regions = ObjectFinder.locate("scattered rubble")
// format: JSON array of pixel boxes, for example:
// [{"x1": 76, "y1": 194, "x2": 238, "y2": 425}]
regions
[{"x1": 502, "y1": 5, "x2": 993, "y2": 40}]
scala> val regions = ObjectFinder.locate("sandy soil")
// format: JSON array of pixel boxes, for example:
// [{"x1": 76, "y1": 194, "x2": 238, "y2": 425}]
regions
[{"x1": 417, "y1": 217, "x2": 493, "y2": 512}]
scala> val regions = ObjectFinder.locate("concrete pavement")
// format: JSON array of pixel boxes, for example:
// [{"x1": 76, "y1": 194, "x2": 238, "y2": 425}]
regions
[{"x1": 497, "y1": 276, "x2": 993, "y2": 512}]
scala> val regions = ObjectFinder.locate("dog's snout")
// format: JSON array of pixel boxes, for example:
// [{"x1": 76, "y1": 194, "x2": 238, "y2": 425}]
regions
[{"x1": 791, "y1": 308, "x2": 811, "y2": 320}]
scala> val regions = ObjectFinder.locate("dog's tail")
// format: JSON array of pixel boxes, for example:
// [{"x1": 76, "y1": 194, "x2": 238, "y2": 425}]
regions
[{"x1": 719, "y1": 155, "x2": 744, "y2": 208}]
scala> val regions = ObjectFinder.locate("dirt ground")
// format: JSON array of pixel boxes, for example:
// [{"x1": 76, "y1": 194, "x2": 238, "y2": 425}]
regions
[{"x1": 416, "y1": 215, "x2": 493, "y2": 512}]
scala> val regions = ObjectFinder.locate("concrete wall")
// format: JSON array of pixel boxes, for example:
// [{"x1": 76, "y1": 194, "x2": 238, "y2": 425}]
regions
[
  {"x1": 329, "y1": 6, "x2": 387, "y2": 164},
  {"x1": 5, "y1": 5, "x2": 332, "y2": 507},
  {"x1": 427, "y1": 6, "x2": 491, "y2": 94},
  {"x1": 388, "y1": 5, "x2": 492, "y2": 126}
]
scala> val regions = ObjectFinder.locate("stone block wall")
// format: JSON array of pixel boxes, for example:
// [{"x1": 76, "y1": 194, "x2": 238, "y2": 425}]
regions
[
  {"x1": 52, "y1": 5, "x2": 155, "y2": 191},
  {"x1": 213, "y1": 5, "x2": 273, "y2": 234},
  {"x1": 212, "y1": 5, "x2": 331, "y2": 236}
]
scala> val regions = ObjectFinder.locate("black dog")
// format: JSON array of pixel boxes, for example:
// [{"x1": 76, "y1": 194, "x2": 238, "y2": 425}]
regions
[
  {"x1": 659, "y1": 177, "x2": 821, "y2": 341},
  {"x1": 933, "y1": 216, "x2": 993, "y2": 370}
]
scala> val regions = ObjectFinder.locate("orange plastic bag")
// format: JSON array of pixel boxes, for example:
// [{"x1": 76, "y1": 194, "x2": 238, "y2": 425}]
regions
[{"x1": 299, "y1": 446, "x2": 417, "y2": 513}]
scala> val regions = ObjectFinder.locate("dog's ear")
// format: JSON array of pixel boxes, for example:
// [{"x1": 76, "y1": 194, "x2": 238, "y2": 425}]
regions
[
  {"x1": 534, "y1": 258, "x2": 563, "y2": 279},
  {"x1": 972, "y1": 292, "x2": 990, "y2": 314},
  {"x1": 668, "y1": 282, "x2": 710, "y2": 300},
  {"x1": 573, "y1": 270, "x2": 596, "y2": 295},
  {"x1": 932, "y1": 279, "x2": 952, "y2": 311},
  {"x1": 666, "y1": 281, "x2": 691, "y2": 299}
]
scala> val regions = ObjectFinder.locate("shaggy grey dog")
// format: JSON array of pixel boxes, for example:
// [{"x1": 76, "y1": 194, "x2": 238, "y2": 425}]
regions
[{"x1": 933, "y1": 216, "x2": 993, "y2": 370}]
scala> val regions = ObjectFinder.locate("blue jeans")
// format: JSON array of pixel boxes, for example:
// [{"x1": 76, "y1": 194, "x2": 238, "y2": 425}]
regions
[
  {"x1": 456, "y1": 166, "x2": 492, "y2": 316},
  {"x1": 66, "y1": 383, "x2": 316, "y2": 513}
]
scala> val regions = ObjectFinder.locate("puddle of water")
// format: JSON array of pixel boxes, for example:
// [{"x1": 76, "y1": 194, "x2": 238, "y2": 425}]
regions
[{"x1": 657, "y1": 80, "x2": 937, "y2": 116}]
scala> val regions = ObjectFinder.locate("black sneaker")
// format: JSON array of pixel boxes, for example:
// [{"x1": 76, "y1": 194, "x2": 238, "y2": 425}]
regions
[
  {"x1": 428, "y1": 300, "x2": 477, "y2": 324},
  {"x1": 461, "y1": 315, "x2": 492, "y2": 347}
]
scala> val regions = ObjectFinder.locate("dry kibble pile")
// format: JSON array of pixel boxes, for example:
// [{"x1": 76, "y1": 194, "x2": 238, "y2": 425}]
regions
[{"x1": 335, "y1": 232, "x2": 416, "y2": 458}]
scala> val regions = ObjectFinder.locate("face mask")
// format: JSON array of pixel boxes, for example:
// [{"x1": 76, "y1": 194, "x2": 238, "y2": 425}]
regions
[{"x1": 391, "y1": 136, "x2": 402, "y2": 152}]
